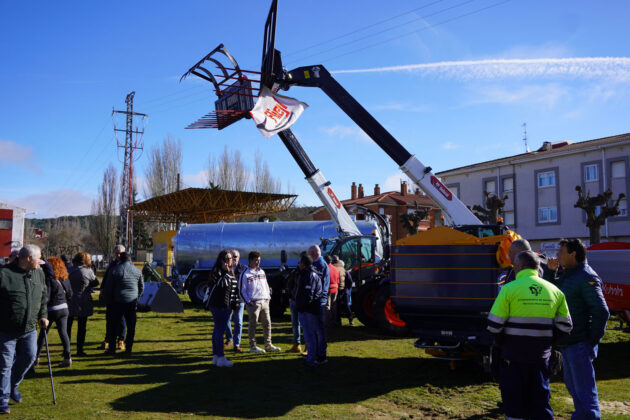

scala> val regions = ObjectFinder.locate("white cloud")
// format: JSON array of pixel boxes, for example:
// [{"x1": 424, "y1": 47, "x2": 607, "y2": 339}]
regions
[
  {"x1": 466, "y1": 83, "x2": 569, "y2": 108},
  {"x1": 320, "y1": 125, "x2": 371, "y2": 143},
  {"x1": 442, "y1": 141, "x2": 458, "y2": 150},
  {"x1": 372, "y1": 103, "x2": 429, "y2": 113},
  {"x1": 4, "y1": 189, "x2": 95, "y2": 218},
  {"x1": 182, "y1": 170, "x2": 209, "y2": 188},
  {"x1": 333, "y1": 57, "x2": 630, "y2": 82},
  {"x1": 0, "y1": 139, "x2": 41, "y2": 175}
]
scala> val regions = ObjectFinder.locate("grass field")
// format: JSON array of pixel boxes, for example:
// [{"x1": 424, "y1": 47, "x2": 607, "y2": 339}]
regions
[{"x1": 11, "y1": 295, "x2": 630, "y2": 419}]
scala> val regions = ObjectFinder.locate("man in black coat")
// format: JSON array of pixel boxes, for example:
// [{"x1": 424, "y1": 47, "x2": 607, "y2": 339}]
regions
[{"x1": 100, "y1": 244, "x2": 127, "y2": 351}]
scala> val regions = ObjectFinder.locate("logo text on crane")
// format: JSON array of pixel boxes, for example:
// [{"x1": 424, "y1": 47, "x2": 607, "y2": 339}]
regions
[
  {"x1": 430, "y1": 176, "x2": 453, "y2": 201},
  {"x1": 327, "y1": 187, "x2": 341, "y2": 209}
]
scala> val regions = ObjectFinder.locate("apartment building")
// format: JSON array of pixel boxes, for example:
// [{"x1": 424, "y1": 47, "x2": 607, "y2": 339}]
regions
[{"x1": 436, "y1": 133, "x2": 630, "y2": 251}]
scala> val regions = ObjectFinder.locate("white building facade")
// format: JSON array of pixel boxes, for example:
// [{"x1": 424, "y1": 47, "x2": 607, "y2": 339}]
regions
[{"x1": 437, "y1": 133, "x2": 630, "y2": 251}]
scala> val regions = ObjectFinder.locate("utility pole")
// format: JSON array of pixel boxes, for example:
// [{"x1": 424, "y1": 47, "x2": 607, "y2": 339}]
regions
[{"x1": 113, "y1": 91, "x2": 147, "y2": 255}]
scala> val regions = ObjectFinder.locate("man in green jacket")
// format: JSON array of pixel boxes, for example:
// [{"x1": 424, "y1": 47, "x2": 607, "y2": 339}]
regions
[
  {"x1": 545, "y1": 238, "x2": 609, "y2": 420},
  {"x1": 0, "y1": 245, "x2": 49, "y2": 414},
  {"x1": 488, "y1": 250, "x2": 572, "y2": 420}
]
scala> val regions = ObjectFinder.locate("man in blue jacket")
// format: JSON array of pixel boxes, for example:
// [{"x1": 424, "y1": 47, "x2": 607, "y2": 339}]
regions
[
  {"x1": 295, "y1": 253, "x2": 322, "y2": 368},
  {"x1": 308, "y1": 244, "x2": 329, "y2": 364},
  {"x1": 545, "y1": 238, "x2": 610, "y2": 420}
]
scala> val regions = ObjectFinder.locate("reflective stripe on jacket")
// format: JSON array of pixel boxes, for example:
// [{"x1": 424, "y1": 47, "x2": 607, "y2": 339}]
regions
[{"x1": 488, "y1": 268, "x2": 572, "y2": 361}]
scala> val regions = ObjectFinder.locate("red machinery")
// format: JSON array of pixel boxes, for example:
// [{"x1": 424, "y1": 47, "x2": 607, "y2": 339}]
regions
[{"x1": 587, "y1": 242, "x2": 630, "y2": 323}]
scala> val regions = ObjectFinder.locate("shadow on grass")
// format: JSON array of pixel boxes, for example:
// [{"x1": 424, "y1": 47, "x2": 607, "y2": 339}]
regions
[
  {"x1": 593, "y1": 339, "x2": 630, "y2": 381},
  {"x1": 56, "y1": 350, "x2": 490, "y2": 418}
]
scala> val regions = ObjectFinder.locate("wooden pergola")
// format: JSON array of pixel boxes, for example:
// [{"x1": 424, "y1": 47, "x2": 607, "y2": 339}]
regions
[{"x1": 129, "y1": 188, "x2": 297, "y2": 224}]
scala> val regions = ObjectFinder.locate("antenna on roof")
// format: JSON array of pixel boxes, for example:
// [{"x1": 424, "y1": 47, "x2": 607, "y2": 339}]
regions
[{"x1": 522, "y1": 122, "x2": 530, "y2": 153}]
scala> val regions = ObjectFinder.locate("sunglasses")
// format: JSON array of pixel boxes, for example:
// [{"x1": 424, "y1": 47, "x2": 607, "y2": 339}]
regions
[{"x1": 223, "y1": 256, "x2": 233, "y2": 262}]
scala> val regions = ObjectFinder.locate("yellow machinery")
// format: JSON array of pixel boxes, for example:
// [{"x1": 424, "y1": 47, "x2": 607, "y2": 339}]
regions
[{"x1": 153, "y1": 230, "x2": 176, "y2": 278}]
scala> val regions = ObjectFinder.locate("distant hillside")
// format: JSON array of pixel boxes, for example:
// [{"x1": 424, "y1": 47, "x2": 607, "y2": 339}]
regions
[{"x1": 26, "y1": 215, "x2": 95, "y2": 230}]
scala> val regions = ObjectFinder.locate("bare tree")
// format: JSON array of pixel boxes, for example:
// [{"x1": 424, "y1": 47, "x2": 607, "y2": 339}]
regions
[
  {"x1": 89, "y1": 164, "x2": 118, "y2": 258},
  {"x1": 575, "y1": 185, "x2": 626, "y2": 244},
  {"x1": 253, "y1": 151, "x2": 282, "y2": 193},
  {"x1": 470, "y1": 191, "x2": 508, "y2": 224},
  {"x1": 144, "y1": 135, "x2": 183, "y2": 198},
  {"x1": 44, "y1": 217, "x2": 84, "y2": 257},
  {"x1": 400, "y1": 201, "x2": 430, "y2": 236},
  {"x1": 206, "y1": 146, "x2": 250, "y2": 191}
]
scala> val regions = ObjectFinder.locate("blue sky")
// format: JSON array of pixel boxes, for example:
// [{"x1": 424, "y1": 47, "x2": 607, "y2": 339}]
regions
[{"x1": 1, "y1": 0, "x2": 629, "y2": 218}]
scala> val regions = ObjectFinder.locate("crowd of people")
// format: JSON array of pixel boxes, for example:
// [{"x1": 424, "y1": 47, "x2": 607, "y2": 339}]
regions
[
  {"x1": 0, "y1": 243, "x2": 144, "y2": 415},
  {"x1": 0, "y1": 236, "x2": 614, "y2": 419},
  {"x1": 204, "y1": 244, "x2": 352, "y2": 369}
]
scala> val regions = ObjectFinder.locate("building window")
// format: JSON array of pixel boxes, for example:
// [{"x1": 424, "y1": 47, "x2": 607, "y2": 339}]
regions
[
  {"x1": 619, "y1": 199, "x2": 628, "y2": 217},
  {"x1": 379, "y1": 207, "x2": 385, "y2": 215},
  {"x1": 537, "y1": 171, "x2": 556, "y2": 188},
  {"x1": 448, "y1": 185, "x2": 459, "y2": 198},
  {"x1": 503, "y1": 211, "x2": 515, "y2": 225},
  {"x1": 538, "y1": 206, "x2": 558, "y2": 223},
  {"x1": 484, "y1": 180, "x2": 496, "y2": 194},
  {"x1": 584, "y1": 164, "x2": 598, "y2": 182},
  {"x1": 611, "y1": 161, "x2": 626, "y2": 178},
  {"x1": 502, "y1": 177, "x2": 514, "y2": 193}
]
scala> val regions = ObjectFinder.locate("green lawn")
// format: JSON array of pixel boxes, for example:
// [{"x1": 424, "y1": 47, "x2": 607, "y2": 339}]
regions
[{"x1": 12, "y1": 295, "x2": 630, "y2": 419}]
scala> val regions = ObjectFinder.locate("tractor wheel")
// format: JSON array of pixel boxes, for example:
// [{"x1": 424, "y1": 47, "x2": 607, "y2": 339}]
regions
[
  {"x1": 352, "y1": 282, "x2": 378, "y2": 328},
  {"x1": 187, "y1": 274, "x2": 210, "y2": 306},
  {"x1": 373, "y1": 283, "x2": 410, "y2": 336}
]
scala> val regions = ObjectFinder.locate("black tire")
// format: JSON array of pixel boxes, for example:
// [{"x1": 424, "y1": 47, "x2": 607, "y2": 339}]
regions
[
  {"x1": 352, "y1": 282, "x2": 378, "y2": 328},
  {"x1": 186, "y1": 273, "x2": 211, "y2": 306},
  {"x1": 372, "y1": 283, "x2": 410, "y2": 337}
]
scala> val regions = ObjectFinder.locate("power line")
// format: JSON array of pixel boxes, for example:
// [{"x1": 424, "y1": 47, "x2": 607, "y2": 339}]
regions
[
  {"x1": 285, "y1": 0, "x2": 476, "y2": 66},
  {"x1": 283, "y1": 0, "x2": 448, "y2": 58},
  {"x1": 317, "y1": 0, "x2": 513, "y2": 65},
  {"x1": 38, "y1": 116, "x2": 112, "y2": 218}
]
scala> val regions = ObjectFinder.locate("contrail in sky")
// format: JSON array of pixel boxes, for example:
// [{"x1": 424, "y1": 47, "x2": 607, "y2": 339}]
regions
[{"x1": 332, "y1": 57, "x2": 630, "y2": 81}]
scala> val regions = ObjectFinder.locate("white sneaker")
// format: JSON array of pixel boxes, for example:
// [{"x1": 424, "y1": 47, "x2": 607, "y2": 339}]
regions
[
  {"x1": 265, "y1": 344, "x2": 281, "y2": 352},
  {"x1": 212, "y1": 355, "x2": 219, "y2": 365},
  {"x1": 217, "y1": 356, "x2": 233, "y2": 367},
  {"x1": 250, "y1": 346, "x2": 266, "y2": 354}
]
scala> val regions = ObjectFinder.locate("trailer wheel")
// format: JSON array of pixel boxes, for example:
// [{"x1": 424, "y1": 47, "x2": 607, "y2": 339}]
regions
[
  {"x1": 187, "y1": 274, "x2": 210, "y2": 306},
  {"x1": 373, "y1": 284, "x2": 409, "y2": 336},
  {"x1": 352, "y1": 282, "x2": 378, "y2": 328}
]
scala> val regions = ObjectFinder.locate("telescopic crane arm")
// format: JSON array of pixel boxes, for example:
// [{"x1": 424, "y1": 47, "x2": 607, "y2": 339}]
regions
[
  {"x1": 278, "y1": 128, "x2": 362, "y2": 236},
  {"x1": 275, "y1": 65, "x2": 482, "y2": 226}
]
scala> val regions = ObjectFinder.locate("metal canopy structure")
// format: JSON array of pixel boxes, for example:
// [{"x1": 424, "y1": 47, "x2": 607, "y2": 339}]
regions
[{"x1": 129, "y1": 188, "x2": 297, "y2": 224}]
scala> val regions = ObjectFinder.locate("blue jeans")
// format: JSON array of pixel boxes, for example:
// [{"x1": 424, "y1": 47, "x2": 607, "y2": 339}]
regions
[
  {"x1": 315, "y1": 305, "x2": 327, "y2": 361},
  {"x1": 289, "y1": 301, "x2": 302, "y2": 344},
  {"x1": 210, "y1": 307, "x2": 230, "y2": 357},
  {"x1": 298, "y1": 312, "x2": 318, "y2": 365},
  {"x1": 0, "y1": 330, "x2": 38, "y2": 405},
  {"x1": 225, "y1": 304, "x2": 244, "y2": 347},
  {"x1": 561, "y1": 341, "x2": 600, "y2": 420}
]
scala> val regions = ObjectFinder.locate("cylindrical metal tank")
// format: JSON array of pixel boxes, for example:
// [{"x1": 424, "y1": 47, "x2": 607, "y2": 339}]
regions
[{"x1": 174, "y1": 220, "x2": 383, "y2": 275}]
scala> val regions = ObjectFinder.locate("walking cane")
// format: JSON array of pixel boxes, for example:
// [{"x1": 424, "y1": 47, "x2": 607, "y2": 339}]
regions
[{"x1": 42, "y1": 328, "x2": 57, "y2": 405}]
